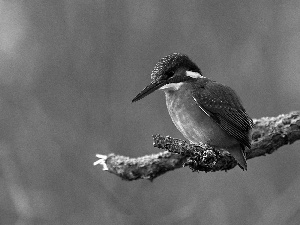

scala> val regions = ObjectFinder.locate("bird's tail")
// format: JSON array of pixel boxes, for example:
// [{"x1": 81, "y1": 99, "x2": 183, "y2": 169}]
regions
[{"x1": 227, "y1": 145, "x2": 247, "y2": 171}]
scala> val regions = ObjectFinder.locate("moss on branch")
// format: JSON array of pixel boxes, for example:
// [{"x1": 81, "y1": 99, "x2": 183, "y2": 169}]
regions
[{"x1": 94, "y1": 111, "x2": 300, "y2": 181}]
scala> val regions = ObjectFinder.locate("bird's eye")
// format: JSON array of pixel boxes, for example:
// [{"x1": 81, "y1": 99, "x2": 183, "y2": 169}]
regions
[{"x1": 166, "y1": 70, "x2": 175, "y2": 77}]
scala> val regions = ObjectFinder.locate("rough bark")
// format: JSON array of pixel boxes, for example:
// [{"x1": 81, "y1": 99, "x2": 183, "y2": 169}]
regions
[{"x1": 94, "y1": 111, "x2": 300, "y2": 181}]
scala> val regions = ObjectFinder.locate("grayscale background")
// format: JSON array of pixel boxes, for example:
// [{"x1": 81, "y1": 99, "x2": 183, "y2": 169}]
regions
[{"x1": 0, "y1": 1, "x2": 299, "y2": 224}]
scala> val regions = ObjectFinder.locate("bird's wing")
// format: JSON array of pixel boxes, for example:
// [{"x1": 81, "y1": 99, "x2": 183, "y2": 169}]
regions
[{"x1": 191, "y1": 81, "x2": 253, "y2": 148}]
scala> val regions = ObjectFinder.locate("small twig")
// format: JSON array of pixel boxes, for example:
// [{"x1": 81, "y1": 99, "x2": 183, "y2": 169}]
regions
[{"x1": 94, "y1": 111, "x2": 300, "y2": 181}]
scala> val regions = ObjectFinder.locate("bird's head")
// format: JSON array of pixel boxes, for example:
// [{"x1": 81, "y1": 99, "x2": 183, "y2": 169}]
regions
[{"x1": 132, "y1": 53, "x2": 203, "y2": 102}]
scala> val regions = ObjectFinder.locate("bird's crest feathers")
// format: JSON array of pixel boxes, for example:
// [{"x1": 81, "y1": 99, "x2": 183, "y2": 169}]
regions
[{"x1": 151, "y1": 53, "x2": 201, "y2": 82}]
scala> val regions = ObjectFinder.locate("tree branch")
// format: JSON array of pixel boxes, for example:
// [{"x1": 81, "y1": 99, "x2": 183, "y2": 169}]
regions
[{"x1": 94, "y1": 111, "x2": 300, "y2": 181}]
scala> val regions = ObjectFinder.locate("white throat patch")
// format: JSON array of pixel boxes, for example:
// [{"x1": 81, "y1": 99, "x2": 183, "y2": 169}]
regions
[
  {"x1": 160, "y1": 82, "x2": 184, "y2": 91},
  {"x1": 186, "y1": 71, "x2": 204, "y2": 79}
]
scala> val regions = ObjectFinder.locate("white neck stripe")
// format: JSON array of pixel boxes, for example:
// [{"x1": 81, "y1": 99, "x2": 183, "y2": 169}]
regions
[{"x1": 186, "y1": 71, "x2": 204, "y2": 79}]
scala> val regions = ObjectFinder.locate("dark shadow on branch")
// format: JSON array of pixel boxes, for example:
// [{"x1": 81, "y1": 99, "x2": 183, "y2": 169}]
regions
[{"x1": 94, "y1": 111, "x2": 300, "y2": 181}]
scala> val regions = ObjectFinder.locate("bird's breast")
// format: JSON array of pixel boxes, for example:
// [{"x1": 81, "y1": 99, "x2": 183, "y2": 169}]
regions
[{"x1": 163, "y1": 84, "x2": 238, "y2": 147}]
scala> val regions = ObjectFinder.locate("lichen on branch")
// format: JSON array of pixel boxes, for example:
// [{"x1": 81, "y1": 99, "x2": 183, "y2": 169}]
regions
[{"x1": 94, "y1": 111, "x2": 300, "y2": 181}]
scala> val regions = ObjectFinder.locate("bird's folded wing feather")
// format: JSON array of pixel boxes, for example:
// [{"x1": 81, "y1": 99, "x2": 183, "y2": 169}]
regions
[{"x1": 191, "y1": 81, "x2": 253, "y2": 148}]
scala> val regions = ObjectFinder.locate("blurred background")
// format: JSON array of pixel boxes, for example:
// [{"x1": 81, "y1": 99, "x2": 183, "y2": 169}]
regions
[{"x1": 0, "y1": 0, "x2": 300, "y2": 224}]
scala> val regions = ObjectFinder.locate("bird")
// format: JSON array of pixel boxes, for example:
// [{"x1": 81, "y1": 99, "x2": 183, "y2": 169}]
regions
[{"x1": 132, "y1": 53, "x2": 253, "y2": 170}]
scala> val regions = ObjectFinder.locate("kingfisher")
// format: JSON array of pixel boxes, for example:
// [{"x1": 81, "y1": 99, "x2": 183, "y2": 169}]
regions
[{"x1": 132, "y1": 53, "x2": 253, "y2": 170}]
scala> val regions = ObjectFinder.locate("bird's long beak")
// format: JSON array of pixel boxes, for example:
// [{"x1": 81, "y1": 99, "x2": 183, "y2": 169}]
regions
[{"x1": 132, "y1": 80, "x2": 167, "y2": 102}]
